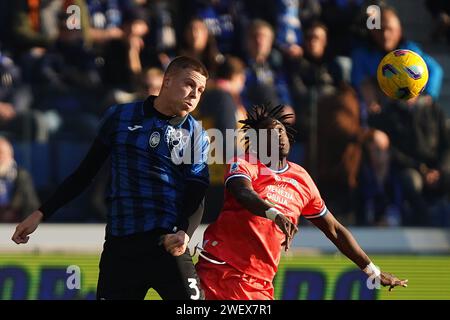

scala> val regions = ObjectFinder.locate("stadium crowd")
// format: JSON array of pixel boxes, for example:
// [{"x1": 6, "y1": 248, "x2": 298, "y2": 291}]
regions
[{"x1": 0, "y1": 0, "x2": 449, "y2": 227}]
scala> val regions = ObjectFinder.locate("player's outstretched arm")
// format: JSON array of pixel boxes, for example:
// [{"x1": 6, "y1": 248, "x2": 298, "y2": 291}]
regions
[
  {"x1": 310, "y1": 211, "x2": 408, "y2": 291},
  {"x1": 11, "y1": 138, "x2": 111, "y2": 245},
  {"x1": 12, "y1": 210, "x2": 44, "y2": 244}
]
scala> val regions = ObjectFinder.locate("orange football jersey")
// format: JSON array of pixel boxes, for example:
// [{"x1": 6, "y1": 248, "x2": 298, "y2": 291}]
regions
[{"x1": 202, "y1": 154, "x2": 327, "y2": 282}]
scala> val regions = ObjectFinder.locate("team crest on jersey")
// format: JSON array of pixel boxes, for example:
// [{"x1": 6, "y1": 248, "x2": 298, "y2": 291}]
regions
[
  {"x1": 230, "y1": 162, "x2": 239, "y2": 173},
  {"x1": 149, "y1": 131, "x2": 160, "y2": 148}
]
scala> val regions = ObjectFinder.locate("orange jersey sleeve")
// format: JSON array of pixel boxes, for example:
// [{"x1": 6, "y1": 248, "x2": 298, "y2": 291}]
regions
[
  {"x1": 224, "y1": 156, "x2": 259, "y2": 186},
  {"x1": 300, "y1": 169, "x2": 328, "y2": 219}
]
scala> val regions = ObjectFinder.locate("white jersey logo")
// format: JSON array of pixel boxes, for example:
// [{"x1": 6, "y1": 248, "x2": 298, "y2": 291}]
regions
[{"x1": 128, "y1": 125, "x2": 143, "y2": 131}]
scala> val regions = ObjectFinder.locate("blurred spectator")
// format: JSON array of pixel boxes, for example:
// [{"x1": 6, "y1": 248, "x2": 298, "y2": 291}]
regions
[
  {"x1": 0, "y1": 48, "x2": 51, "y2": 142},
  {"x1": 288, "y1": 21, "x2": 343, "y2": 138},
  {"x1": 196, "y1": 56, "x2": 247, "y2": 222},
  {"x1": 28, "y1": 6, "x2": 99, "y2": 91},
  {"x1": 357, "y1": 130, "x2": 404, "y2": 226},
  {"x1": 299, "y1": 0, "x2": 322, "y2": 29},
  {"x1": 242, "y1": 19, "x2": 292, "y2": 109},
  {"x1": 11, "y1": 0, "x2": 91, "y2": 59},
  {"x1": 178, "y1": 18, "x2": 224, "y2": 77},
  {"x1": 351, "y1": 6, "x2": 443, "y2": 111},
  {"x1": 141, "y1": 0, "x2": 178, "y2": 69},
  {"x1": 275, "y1": 0, "x2": 304, "y2": 60},
  {"x1": 13, "y1": 0, "x2": 94, "y2": 93},
  {"x1": 368, "y1": 95, "x2": 450, "y2": 226},
  {"x1": 314, "y1": 84, "x2": 371, "y2": 224},
  {"x1": 426, "y1": 0, "x2": 450, "y2": 44},
  {"x1": 320, "y1": 0, "x2": 365, "y2": 58},
  {"x1": 0, "y1": 136, "x2": 40, "y2": 222},
  {"x1": 142, "y1": 67, "x2": 164, "y2": 97},
  {"x1": 187, "y1": 0, "x2": 245, "y2": 56},
  {"x1": 11, "y1": 1, "x2": 102, "y2": 142},
  {"x1": 102, "y1": 7, "x2": 149, "y2": 93},
  {"x1": 12, "y1": 0, "x2": 62, "y2": 52},
  {"x1": 103, "y1": 66, "x2": 164, "y2": 106},
  {"x1": 197, "y1": 56, "x2": 247, "y2": 138},
  {"x1": 86, "y1": 0, "x2": 137, "y2": 45}
]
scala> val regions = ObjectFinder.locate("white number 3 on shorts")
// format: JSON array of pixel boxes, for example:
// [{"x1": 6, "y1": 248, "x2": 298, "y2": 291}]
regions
[{"x1": 188, "y1": 278, "x2": 200, "y2": 300}]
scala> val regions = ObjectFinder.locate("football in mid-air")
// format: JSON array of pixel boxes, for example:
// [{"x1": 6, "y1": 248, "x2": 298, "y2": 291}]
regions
[{"x1": 377, "y1": 49, "x2": 429, "y2": 100}]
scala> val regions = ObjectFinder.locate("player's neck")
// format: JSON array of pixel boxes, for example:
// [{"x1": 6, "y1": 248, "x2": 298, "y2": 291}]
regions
[
  {"x1": 153, "y1": 95, "x2": 176, "y2": 117},
  {"x1": 264, "y1": 158, "x2": 288, "y2": 171},
  {"x1": 278, "y1": 158, "x2": 288, "y2": 171}
]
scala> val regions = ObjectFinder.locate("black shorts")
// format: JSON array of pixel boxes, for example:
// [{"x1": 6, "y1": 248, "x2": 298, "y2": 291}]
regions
[{"x1": 96, "y1": 229, "x2": 204, "y2": 300}]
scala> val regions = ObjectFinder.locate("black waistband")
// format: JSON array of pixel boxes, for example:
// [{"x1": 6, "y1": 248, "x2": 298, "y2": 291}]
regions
[{"x1": 105, "y1": 228, "x2": 171, "y2": 243}]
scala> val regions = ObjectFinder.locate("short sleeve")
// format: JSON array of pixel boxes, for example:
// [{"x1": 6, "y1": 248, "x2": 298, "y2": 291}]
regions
[
  {"x1": 184, "y1": 128, "x2": 210, "y2": 186},
  {"x1": 97, "y1": 105, "x2": 119, "y2": 147},
  {"x1": 224, "y1": 155, "x2": 258, "y2": 186},
  {"x1": 302, "y1": 173, "x2": 328, "y2": 220}
]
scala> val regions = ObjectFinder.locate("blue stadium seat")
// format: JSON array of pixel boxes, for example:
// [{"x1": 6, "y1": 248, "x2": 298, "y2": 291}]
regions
[
  {"x1": 54, "y1": 141, "x2": 90, "y2": 183},
  {"x1": 12, "y1": 142, "x2": 51, "y2": 189}
]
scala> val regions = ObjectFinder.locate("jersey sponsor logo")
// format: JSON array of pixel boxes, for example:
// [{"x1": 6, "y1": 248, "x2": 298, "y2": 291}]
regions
[
  {"x1": 266, "y1": 185, "x2": 294, "y2": 207},
  {"x1": 165, "y1": 126, "x2": 189, "y2": 152},
  {"x1": 128, "y1": 125, "x2": 143, "y2": 131},
  {"x1": 229, "y1": 162, "x2": 239, "y2": 173},
  {"x1": 287, "y1": 178, "x2": 300, "y2": 188},
  {"x1": 274, "y1": 174, "x2": 282, "y2": 181},
  {"x1": 149, "y1": 131, "x2": 160, "y2": 148}
]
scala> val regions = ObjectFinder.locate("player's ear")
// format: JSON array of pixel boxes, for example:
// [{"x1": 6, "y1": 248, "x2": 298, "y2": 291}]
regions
[{"x1": 162, "y1": 75, "x2": 171, "y2": 89}]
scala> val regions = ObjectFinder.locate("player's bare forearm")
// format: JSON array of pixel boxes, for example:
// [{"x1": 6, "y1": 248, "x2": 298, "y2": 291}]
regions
[
  {"x1": 311, "y1": 212, "x2": 370, "y2": 269},
  {"x1": 312, "y1": 212, "x2": 408, "y2": 290},
  {"x1": 226, "y1": 178, "x2": 271, "y2": 217}
]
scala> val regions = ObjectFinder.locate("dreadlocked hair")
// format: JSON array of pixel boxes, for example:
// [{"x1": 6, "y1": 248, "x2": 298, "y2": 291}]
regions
[{"x1": 239, "y1": 104, "x2": 296, "y2": 152}]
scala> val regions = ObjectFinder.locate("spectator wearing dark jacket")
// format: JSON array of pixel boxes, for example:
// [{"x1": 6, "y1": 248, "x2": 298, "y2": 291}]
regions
[
  {"x1": 242, "y1": 19, "x2": 292, "y2": 109},
  {"x1": 314, "y1": 84, "x2": 372, "y2": 224},
  {"x1": 368, "y1": 96, "x2": 450, "y2": 226}
]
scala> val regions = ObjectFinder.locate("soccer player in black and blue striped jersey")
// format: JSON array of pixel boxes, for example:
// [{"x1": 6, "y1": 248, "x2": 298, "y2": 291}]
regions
[{"x1": 12, "y1": 56, "x2": 210, "y2": 300}]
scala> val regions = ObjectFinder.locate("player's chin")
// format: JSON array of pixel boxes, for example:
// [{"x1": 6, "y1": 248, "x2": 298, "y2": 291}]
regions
[
  {"x1": 178, "y1": 106, "x2": 190, "y2": 116},
  {"x1": 182, "y1": 101, "x2": 195, "y2": 112},
  {"x1": 280, "y1": 147, "x2": 290, "y2": 158}
]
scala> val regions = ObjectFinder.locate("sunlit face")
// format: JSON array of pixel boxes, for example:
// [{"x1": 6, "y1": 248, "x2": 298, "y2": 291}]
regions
[
  {"x1": 0, "y1": 139, "x2": 13, "y2": 167},
  {"x1": 162, "y1": 68, "x2": 207, "y2": 117},
  {"x1": 186, "y1": 20, "x2": 209, "y2": 52},
  {"x1": 305, "y1": 26, "x2": 327, "y2": 59},
  {"x1": 371, "y1": 10, "x2": 402, "y2": 52},
  {"x1": 144, "y1": 69, "x2": 163, "y2": 96},
  {"x1": 265, "y1": 120, "x2": 290, "y2": 159},
  {"x1": 248, "y1": 26, "x2": 273, "y2": 61}
]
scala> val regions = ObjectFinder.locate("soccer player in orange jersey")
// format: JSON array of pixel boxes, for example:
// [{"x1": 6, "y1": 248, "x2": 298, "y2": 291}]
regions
[{"x1": 195, "y1": 104, "x2": 408, "y2": 300}]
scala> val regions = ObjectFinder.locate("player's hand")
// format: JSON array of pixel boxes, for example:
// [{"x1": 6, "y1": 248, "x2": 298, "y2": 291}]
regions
[
  {"x1": 11, "y1": 210, "x2": 44, "y2": 244},
  {"x1": 380, "y1": 271, "x2": 408, "y2": 291},
  {"x1": 161, "y1": 230, "x2": 189, "y2": 256},
  {"x1": 275, "y1": 214, "x2": 298, "y2": 252}
]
